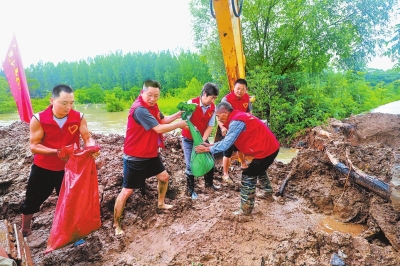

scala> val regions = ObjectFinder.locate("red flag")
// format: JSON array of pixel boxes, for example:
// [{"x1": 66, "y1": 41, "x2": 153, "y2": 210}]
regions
[{"x1": 2, "y1": 35, "x2": 33, "y2": 123}]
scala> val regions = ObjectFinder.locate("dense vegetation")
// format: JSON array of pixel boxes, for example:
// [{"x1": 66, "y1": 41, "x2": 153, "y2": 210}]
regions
[
  {"x1": 190, "y1": 0, "x2": 399, "y2": 142},
  {"x1": 1, "y1": 0, "x2": 399, "y2": 144}
]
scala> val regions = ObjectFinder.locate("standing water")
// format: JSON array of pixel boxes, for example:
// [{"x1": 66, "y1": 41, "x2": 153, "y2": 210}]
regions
[{"x1": 371, "y1": 100, "x2": 400, "y2": 114}]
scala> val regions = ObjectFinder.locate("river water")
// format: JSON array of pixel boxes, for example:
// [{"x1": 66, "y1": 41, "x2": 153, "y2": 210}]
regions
[
  {"x1": 2, "y1": 101, "x2": 399, "y2": 163},
  {"x1": 371, "y1": 100, "x2": 400, "y2": 114}
]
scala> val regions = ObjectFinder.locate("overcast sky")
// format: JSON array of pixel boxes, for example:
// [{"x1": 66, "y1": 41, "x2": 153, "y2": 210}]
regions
[
  {"x1": 0, "y1": 0, "x2": 195, "y2": 67},
  {"x1": 0, "y1": 0, "x2": 396, "y2": 70}
]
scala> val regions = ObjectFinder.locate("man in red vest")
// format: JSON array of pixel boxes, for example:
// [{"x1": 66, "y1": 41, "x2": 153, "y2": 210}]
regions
[
  {"x1": 113, "y1": 80, "x2": 187, "y2": 235},
  {"x1": 195, "y1": 101, "x2": 280, "y2": 215},
  {"x1": 20, "y1": 84, "x2": 97, "y2": 237},
  {"x1": 181, "y1": 83, "x2": 220, "y2": 200},
  {"x1": 219, "y1": 78, "x2": 252, "y2": 183}
]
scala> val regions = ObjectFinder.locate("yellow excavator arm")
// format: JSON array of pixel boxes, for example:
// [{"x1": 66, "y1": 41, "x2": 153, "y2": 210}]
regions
[{"x1": 211, "y1": 0, "x2": 246, "y2": 92}]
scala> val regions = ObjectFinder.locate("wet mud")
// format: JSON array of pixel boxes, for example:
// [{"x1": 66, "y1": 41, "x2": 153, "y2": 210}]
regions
[{"x1": 1, "y1": 112, "x2": 400, "y2": 265}]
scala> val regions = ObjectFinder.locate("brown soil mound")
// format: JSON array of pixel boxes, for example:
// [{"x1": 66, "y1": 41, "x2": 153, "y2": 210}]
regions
[{"x1": 1, "y1": 112, "x2": 400, "y2": 265}]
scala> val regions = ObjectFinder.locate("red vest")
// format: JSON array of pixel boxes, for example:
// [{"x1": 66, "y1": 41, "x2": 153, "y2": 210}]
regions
[
  {"x1": 226, "y1": 110, "x2": 280, "y2": 159},
  {"x1": 34, "y1": 105, "x2": 81, "y2": 171},
  {"x1": 226, "y1": 92, "x2": 250, "y2": 112},
  {"x1": 181, "y1": 97, "x2": 215, "y2": 140},
  {"x1": 123, "y1": 95, "x2": 164, "y2": 158}
]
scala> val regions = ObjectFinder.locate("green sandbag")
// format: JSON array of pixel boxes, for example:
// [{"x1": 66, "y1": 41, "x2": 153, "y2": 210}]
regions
[
  {"x1": 176, "y1": 102, "x2": 197, "y2": 120},
  {"x1": 188, "y1": 120, "x2": 214, "y2": 177},
  {"x1": 177, "y1": 101, "x2": 215, "y2": 177}
]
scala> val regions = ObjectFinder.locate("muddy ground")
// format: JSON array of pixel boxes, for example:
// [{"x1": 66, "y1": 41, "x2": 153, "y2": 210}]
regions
[{"x1": 1, "y1": 112, "x2": 400, "y2": 266}]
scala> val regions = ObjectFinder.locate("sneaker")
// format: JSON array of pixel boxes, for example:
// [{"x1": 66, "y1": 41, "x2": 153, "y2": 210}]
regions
[
  {"x1": 232, "y1": 209, "x2": 251, "y2": 216},
  {"x1": 205, "y1": 184, "x2": 220, "y2": 190},
  {"x1": 222, "y1": 174, "x2": 233, "y2": 183}
]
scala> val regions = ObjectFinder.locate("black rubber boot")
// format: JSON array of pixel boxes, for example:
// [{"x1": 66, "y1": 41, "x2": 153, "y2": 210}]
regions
[
  {"x1": 204, "y1": 168, "x2": 220, "y2": 190},
  {"x1": 186, "y1": 174, "x2": 198, "y2": 200}
]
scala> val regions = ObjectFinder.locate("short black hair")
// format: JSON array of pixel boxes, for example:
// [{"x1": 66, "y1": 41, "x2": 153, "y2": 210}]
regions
[
  {"x1": 201, "y1": 82, "x2": 219, "y2": 97},
  {"x1": 143, "y1": 80, "x2": 161, "y2": 90},
  {"x1": 234, "y1": 78, "x2": 247, "y2": 87},
  {"x1": 216, "y1": 101, "x2": 233, "y2": 112},
  {"x1": 52, "y1": 84, "x2": 73, "y2": 98}
]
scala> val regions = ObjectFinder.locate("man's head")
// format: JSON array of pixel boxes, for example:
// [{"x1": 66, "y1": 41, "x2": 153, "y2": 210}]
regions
[
  {"x1": 233, "y1": 78, "x2": 248, "y2": 99},
  {"x1": 215, "y1": 101, "x2": 233, "y2": 124},
  {"x1": 142, "y1": 79, "x2": 161, "y2": 106},
  {"x1": 50, "y1": 84, "x2": 74, "y2": 118},
  {"x1": 201, "y1": 82, "x2": 219, "y2": 106}
]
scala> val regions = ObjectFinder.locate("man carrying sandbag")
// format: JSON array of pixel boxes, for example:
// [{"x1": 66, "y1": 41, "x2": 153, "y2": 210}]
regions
[
  {"x1": 181, "y1": 83, "x2": 220, "y2": 200},
  {"x1": 195, "y1": 102, "x2": 280, "y2": 215}
]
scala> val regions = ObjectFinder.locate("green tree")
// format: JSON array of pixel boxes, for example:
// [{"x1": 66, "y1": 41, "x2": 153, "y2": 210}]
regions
[
  {"x1": 191, "y1": 0, "x2": 396, "y2": 76},
  {"x1": 0, "y1": 77, "x2": 17, "y2": 113},
  {"x1": 105, "y1": 93, "x2": 125, "y2": 112}
]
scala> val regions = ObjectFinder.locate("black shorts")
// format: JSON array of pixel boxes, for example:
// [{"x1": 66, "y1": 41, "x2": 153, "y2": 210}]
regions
[
  {"x1": 20, "y1": 164, "x2": 64, "y2": 215},
  {"x1": 123, "y1": 156, "x2": 165, "y2": 189},
  {"x1": 223, "y1": 145, "x2": 239, "y2": 158},
  {"x1": 242, "y1": 149, "x2": 280, "y2": 176}
]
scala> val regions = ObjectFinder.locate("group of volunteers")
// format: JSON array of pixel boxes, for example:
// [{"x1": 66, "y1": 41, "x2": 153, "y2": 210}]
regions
[{"x1": 18, "y1": 78, "x2": 280, "y2": 238}]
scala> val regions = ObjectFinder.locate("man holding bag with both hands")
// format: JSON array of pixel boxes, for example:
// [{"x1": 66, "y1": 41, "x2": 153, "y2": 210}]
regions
[{"x1": 195, "y1": 101, "x2": 280, "y2": 215}]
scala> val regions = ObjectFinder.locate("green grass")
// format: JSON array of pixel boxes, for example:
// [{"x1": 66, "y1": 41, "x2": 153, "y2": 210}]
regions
[{"x1": 157, "y1": 96, "x2": 187, "y2": 115}]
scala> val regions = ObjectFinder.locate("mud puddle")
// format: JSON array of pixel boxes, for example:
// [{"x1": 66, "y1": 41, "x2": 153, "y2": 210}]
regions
[{"x1": 317, "y1": 216, "x2": 368, "y2": 237}]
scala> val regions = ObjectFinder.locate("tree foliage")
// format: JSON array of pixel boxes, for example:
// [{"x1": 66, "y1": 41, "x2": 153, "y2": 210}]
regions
[
  {"x1": 190, "y1": 0, "x2": 398, "y2": 142},
  {"x1": 24, "y1": 50, "x2": 212, "y2": 101}
]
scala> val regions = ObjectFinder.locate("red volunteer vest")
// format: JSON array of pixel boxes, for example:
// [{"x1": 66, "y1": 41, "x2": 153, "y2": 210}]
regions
[
  {"x1": 225, "y1": 92, "x2": 250, "y2": 112},
  {"x1": 123, "y1": 95, "x2": 164, "y2": 158},
  {"x1": 226, "y1": 110, "x2": 280, "y2": 159},
  {"x1": 181, "y1": 97, "x2": 215, "y2": 140},
  {"x1": 34, "y1": 105, "x2": 81, "y2": 171}
]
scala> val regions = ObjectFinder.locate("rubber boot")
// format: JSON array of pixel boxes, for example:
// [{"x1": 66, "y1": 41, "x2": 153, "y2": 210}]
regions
[
  {"x1": 259, "y1": 173, "x2": 273, "y2": 192},
  {"x1": 235, "y1": 174, "x2": 257, "y2": 215},
  {"x1": 186, "y1": 174, "x2": 198, "y2": 200},
  {"x1": 204, "y1": 168, "x2": 220, "y2": 190}
]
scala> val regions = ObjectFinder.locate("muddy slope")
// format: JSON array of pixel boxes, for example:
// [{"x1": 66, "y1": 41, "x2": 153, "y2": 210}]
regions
[{"x1": 0, "y1": 112, "x2": 399, "y2": 265}]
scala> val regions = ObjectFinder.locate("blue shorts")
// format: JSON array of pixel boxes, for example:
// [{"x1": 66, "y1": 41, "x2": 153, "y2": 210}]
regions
[
  {"x1": 20, "y1": 164, "x2": 64, "y2": 214},
  {"x1": 123, "y1": 156, "x2": 165, "y2": 189}
]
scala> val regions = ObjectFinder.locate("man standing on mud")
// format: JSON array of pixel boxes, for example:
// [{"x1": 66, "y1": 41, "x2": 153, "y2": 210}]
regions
[
  {"x1": 20, "y1": 84, "x2": 97, "y2": 237},
  {"x1": 219, "y1": 78, "x2": 252, "y2": 182},
  {"x1": 181, "y1": 82, "x2": 220, "y2": 200},
  {"x1": 195, "y1": 102, "x2": 280, "y2": 215},
  {"x1": 113, "y1": 79, "x2": 187, "y2": 236}
]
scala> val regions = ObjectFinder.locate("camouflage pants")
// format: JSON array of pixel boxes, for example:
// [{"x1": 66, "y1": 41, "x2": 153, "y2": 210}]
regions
[{"x1": 240, "y1": 174, "x2": 272, "y2": 214}]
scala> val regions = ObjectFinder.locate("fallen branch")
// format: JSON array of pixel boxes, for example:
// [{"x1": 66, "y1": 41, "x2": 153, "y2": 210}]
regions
[
  {"x1": 326, "y1": 150, "x2": 390, "y2": 200},
  {"x1": 276, "y1": 157, "x2": 299, "y2": 197}
]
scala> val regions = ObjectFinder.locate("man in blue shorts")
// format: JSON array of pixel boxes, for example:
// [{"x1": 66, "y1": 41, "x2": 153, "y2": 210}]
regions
[{"x1": 113, "y1": 79, "x2": 187, "y2": 236}]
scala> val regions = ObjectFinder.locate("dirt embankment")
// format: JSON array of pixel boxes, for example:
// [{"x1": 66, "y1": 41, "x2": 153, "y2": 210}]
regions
[{"x1": 1, "y1": 112, "x2": 400, "y2": 265}]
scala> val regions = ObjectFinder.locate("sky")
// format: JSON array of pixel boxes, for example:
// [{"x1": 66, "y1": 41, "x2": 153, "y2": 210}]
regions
[
  {"x1": 0, "y1": 0, "x2": 397, "y2": 70},
  {"x1": 0, "y1": 0, "x2": 195, "y2": 68}
]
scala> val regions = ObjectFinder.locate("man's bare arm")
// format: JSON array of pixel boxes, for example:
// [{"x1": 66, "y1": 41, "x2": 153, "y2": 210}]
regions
[
  {"x1": 29, "y1": 117, "x2": 58, "y2": 155},
  {"x1": 203, "y1": 126, "x2": 213, "y2": 142},
  {"x1": 160, "y1": 111, "x2": 183, "y2": 124},
  {"x1": 79, "y1": 116, "x2": 95, "y2": 147},
  {"x1": 152, "y1": 120, "x2": 187, "y2": 134}
]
